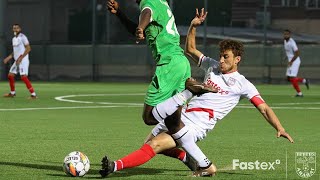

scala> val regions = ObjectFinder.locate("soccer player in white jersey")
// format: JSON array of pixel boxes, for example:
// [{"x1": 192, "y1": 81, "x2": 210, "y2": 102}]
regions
[
  {"x1": 3, "y1": 24, "x2": 37, "y2": 99},
  {"x1": 283, "y1": 29, "x2": 309, "y2": 97},
  {"x1": 99, "y1": 9, "x2": 293, "y2": 178}
]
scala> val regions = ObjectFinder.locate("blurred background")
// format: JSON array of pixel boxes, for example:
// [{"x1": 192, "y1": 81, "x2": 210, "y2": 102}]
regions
[{"x1": 0, "y1": 0, "x2": 320, "y2": 83}]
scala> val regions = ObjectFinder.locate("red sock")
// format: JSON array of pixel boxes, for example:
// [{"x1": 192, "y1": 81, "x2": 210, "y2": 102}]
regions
[
  {"x1": 114, "y1": 144, "x2": 156, "y2": 171},
  {"x1": 21, "y1": 76, "x2": 35, "y2": 93},
  {"x1": 8, "y1": 75, "x2": 15, "y2": 92},
  {"x1": 290, "y1": 77, "x2": 301, "y2": 93},
  {"x1": 160, "y1": 148, "x2": 186, "y2": 161}
]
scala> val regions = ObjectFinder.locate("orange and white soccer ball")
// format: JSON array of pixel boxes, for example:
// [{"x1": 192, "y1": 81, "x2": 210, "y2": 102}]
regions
[{"x1": 63, "y1": 151, "x2": 90, "y2": 177}]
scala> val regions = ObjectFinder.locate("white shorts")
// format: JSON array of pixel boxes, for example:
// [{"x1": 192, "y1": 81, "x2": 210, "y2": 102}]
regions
[
  {"x1": 151, "y1": 109, "x2": 216, "y2": 143},
  {"x1": 286, "y1": 59, "x2": 300, "y2": 77},
  {"x1": 9, "y1": 58, "x2": 29, "y2": 75}
]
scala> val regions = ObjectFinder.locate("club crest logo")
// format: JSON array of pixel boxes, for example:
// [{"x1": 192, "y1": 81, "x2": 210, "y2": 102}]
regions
[
  {"x1": 295, "y1": 152, "x2": 316, "y2": 178},
  {"x1": 227, "y1": 77, "x2": 236, "y2": 86}
]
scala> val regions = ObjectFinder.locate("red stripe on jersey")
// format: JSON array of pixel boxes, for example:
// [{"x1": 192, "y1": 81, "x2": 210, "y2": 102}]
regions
[
  {"x1": 250, "y1": 95, "x2": 265, "y2": 107},
  {"x1": 185, "y1": 107, "x2": 214, "y2": 120},
  {"x1": 198, "y1": 54, "x2": 205, "y2": 67}
]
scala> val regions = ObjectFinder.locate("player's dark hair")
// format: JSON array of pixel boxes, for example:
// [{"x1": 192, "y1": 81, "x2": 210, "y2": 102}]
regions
[
  {"x1": 12, "y1": 23, "x2": 20, "y2": 27},
  {"x1": 219, "y1": 39, "x2": 244, "y2": 57},
  {"x1": 284, "y1": 29, "x2": 291, "y2": 33}
]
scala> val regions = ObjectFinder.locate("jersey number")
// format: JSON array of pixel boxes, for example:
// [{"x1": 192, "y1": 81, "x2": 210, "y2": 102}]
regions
[{"x1": 166, "y1": 9, "x2": 179, "y2": 36}]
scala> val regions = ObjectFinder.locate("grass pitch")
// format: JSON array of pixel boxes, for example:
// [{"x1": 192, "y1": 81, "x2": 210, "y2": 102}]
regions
[{"x1": 0, "y1": 82, "x2": 319, "y2": 179}]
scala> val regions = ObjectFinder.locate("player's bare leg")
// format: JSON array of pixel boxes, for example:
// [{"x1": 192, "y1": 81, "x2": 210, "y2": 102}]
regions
[
  {"x1": 144, "y1": 132, "x2": 198, "y2": 171},
  {"x1": 4, "y1": 73, "x2": 16, "y2": 97},
  {"x1": 100, "y1": 133, "x2": 177, "y2": 177}
]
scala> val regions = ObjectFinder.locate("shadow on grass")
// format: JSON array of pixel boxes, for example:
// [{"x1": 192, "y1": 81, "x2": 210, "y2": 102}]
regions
[
  {"x1": 0, "y1": 161, "x2": 183, "y2": 178},
  {"x1": 219, "y1": 171, "x2": 253, "y2": 176},
  {"x1": 0, "y1": 161, "x2": 62, "y2": 172},
  {"x1": 0, "y1": 161, "x2": 253, "y2": 178},
  {"x1": 48, "y1": 167, "x2": 188, "y2": 179}
]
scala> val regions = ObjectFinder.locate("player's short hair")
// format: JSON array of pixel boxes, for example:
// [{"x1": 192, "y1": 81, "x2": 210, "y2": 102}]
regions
[
  {"x1": 12, "y1": 23, "x2": 21, "y2": 27},
  {"x1": 284, "y1": 29, "x2": 291, "y2": 33},
  {"x1": 219, "y1": 39, "x2": 244, "y2": 57}
]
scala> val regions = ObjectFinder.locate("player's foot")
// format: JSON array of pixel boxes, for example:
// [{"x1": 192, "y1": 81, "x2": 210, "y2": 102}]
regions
[
  {"x1": 183, "y1": 153, "x2": 198, "y2": 171},
  {"x1": 185, "y1": 78, "x2": 217, "y2": 95},
  {"x1": 28, "y1": 95, "x2": 37, "y2": 99},
  {"x1": 3, "y1": 93, "x2": 16, "y2": 98},
  {"x1": 191, "y1": 163, "x2": 217, "y2": 177},
  {"x1": 305, "y1": 78, "x2": 310, "y2": 90},
  {"x1": 99, "y1": 155, "x2": 115, "y2": 178},
  {"x1": 295, "y1": 94, "x2": 304, "y2": 97}
]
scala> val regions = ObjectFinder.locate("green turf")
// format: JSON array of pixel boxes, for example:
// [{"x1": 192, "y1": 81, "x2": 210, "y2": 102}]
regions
[{"x1": 0, "y1": 82, "x2": 319, "y2": 179}]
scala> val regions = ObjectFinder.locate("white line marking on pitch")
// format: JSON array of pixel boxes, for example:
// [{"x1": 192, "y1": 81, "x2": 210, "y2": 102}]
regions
[
  {"x1": 0, "y1": 105, "x2": 141, "y2": 111},
  {"x1": 1, "y1": 105, "x2": 320, "y2": 111},
  {"x1": 55, "y1": 93, "x2": 145, "y2": 104},
  {"x1": 2, "y1": 93, "x2": 318, "y2": 111}
]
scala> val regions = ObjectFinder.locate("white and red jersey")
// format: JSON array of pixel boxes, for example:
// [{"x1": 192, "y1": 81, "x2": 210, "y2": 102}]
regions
[
  {"x1": 284, "y1": 38, "x2": 300, "y2": 63},
  {"x1": 181, "y1": 55, "x2": 265, "y2": 138},
  {"x1": 12, "y1": 33, "x2": 29, "y2": 61}
]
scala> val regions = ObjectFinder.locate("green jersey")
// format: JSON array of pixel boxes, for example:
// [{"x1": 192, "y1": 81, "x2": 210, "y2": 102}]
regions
[{"x1": 140, "y1": 0, "x2": 184, "y2": 65}]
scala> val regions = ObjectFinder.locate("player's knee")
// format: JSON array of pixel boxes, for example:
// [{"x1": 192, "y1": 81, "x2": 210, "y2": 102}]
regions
[
  {"x1": 287, "y1": 77, "x2": 291, "y2": 82},
  {"x1": 147, "y1": 136, "x2": 170, "y2": 154},
  {"x1": 8, "y1": 74, "x2": 15, "y2": 78},
  {"x1": 164, "y1": 112, "x2": 182, "y2": 133},
  {"x1": 146, "y1": 140, "x2": 160, "y2": 152},
  {"x1": 21, "y1": 75, "x2": 27, "y2": 80},
  {"x1": 142, "y1": 105, "x2": 158, "y2": 125},
  {"x1": 142, "y1": 114, "x2": 158, "y2": 125},
  {"x1": 143, "y1": 118, "x2": 158, "y2": 126}
]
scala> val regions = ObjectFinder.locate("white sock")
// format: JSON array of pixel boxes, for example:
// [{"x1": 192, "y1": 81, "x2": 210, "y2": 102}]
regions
[
  {"x1": 113, "y1": 161, "x2": 117, "y2": 172},
  {"x1": 152, "y1": 90, "x2": 193, "y2": 123},
  {"x1": 297, "y1": 92, "x2": 303, "y2": 95},
  {"x1": 10, "y1": 91, "x2": 15, "y2": 95},
  {"x1": 113, "y1": 160, "x2": 122, "y2": 172},
  {"x1": 31, "y1": 92, "x2": 36, "y2": 96},
  {"x1": 172, "y1": 126, "x2": 211, "y2": 168}
]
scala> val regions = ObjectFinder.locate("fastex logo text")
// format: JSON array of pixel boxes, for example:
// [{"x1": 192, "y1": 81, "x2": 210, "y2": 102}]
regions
[
  {"x1": 295, "y1": 152, "x2": 316, "y2": 178},
  {"x1": 232, "y1": 159, "x2": 281, "y2": 170}
]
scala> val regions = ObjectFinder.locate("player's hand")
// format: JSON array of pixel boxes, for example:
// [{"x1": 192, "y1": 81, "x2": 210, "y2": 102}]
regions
[
  {"x1": 277, "y1": 129, "x2": 294, "y2": 143},
  {"x1": 288, "y1": 61, "x2": 293, "y2": 67},
  {"x1": 106, "y1": 0, "x2": 119, "y2": 14},
  {"x1": 3, "y1": 56, "x2": 11, "y2": 64},
  {"x1": 135, "y1": 27, "x2": 145, "y2": 43},
  {"x1": 191, "y1": 8, "x2": 208, "y2": 27},
  {"x1": 16, "y1": 55, "x2": 23, "y2": 65}
]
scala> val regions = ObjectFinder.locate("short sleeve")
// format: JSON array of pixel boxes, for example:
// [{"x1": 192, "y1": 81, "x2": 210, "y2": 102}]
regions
[
  {"x1": 241, "y1": 79, "x2": 261, "y2": 100},
  {"x1": 140, "y1": 0, "x2": 157, "y2": 22},
  {"x1": 21, "y1": 34, "x2": 29, "y2": 46},
  {"x1": 198, "y1": 54, "x2": 219, "y2": 72},
  {"x1": 291, "y1": 39, "x2": 298, "y2": 52}
]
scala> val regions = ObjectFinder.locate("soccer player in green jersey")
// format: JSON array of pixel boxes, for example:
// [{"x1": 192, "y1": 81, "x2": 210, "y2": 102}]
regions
[{"x1": 101, "y1": 1, "x2": 217, "y2": 177}]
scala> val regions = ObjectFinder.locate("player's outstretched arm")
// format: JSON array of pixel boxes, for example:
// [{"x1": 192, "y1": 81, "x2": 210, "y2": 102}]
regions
[
  {"x1": 3, "y1": 53, "x2": 13, "y2": 64},
  {"x1": 256, "y1": 103, "x2": 294, "y2": 143},
  {"x1": 185, "y1": 8, "x2": 207, "y2": 64},
  {"x1": 106, "y1": 0, "x2": 137, "y2": 36}
]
